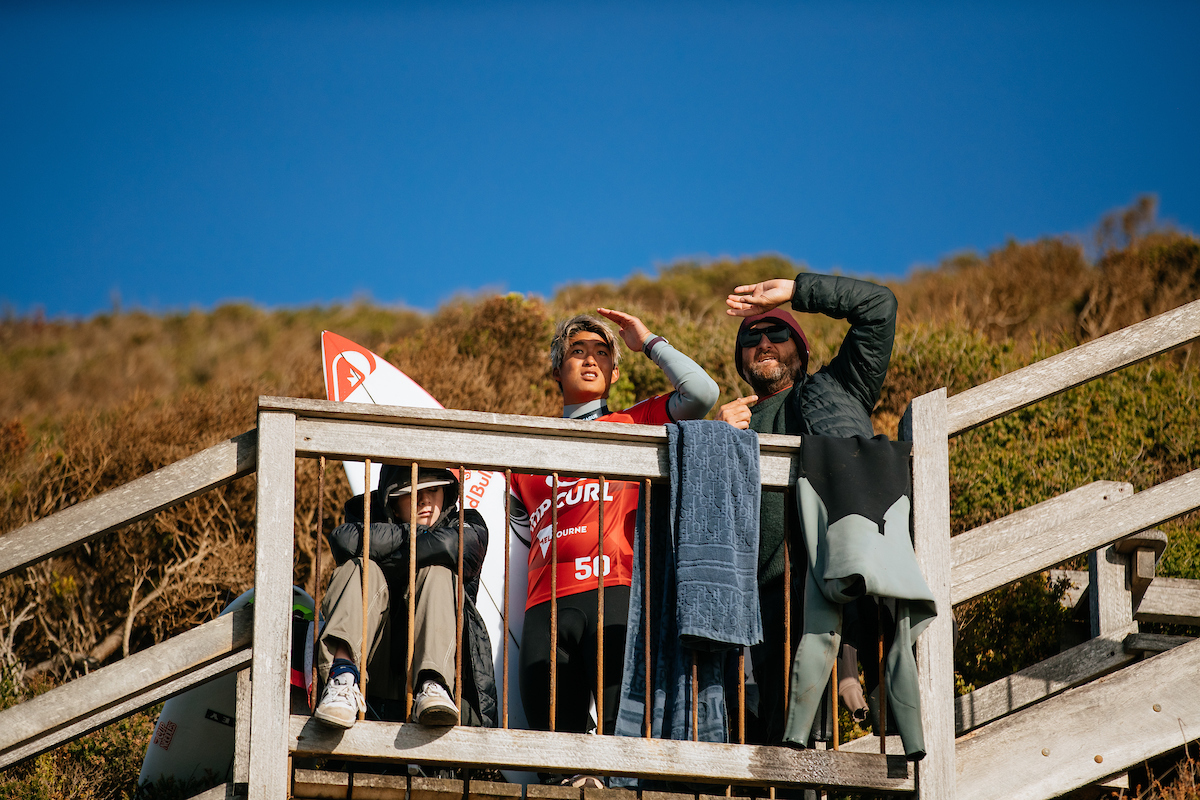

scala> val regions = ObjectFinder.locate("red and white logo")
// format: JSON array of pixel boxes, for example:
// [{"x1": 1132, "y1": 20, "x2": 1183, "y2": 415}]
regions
[
  {"x1": 153, "y1": 719, "x2": 178, "y2": 751},
  {"x1": 322, "y1": 332, "x2": 377, "y2": 402}
]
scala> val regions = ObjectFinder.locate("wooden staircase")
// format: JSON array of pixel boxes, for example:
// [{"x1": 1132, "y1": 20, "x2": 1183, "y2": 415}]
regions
[{"x1": 0, "y1": 298, "x2": 1198, "y2": 799}]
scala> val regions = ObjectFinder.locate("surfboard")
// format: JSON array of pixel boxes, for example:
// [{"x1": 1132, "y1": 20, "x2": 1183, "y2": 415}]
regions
[
  {"x1": 320, "y1": 331, "x2": 532, "y2": 750},
  {"x1": 139, "y1": 587, "x2": 314, "y2": 794}
]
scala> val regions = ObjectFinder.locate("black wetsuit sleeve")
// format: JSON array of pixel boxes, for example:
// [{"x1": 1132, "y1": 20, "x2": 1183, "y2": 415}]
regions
[{"x1": 327, "y1": 509, "x2": 489, "y2": 583}]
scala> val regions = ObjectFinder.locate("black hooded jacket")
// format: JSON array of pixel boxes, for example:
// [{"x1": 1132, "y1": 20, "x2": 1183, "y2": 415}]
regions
[{"x1": 327, "y1": 463, "x2": 497, "y2": 727}]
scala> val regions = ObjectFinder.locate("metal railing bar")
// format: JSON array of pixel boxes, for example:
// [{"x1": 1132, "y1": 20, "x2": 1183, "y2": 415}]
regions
[
  {"x1": 360, "y1": 459, "x2": 371, "y2": 721},
  {"x1": 597, "y1": 475, "x2": 606, "y2": 735},
  {"x1": 503, "y1": 469, "x2": 512, "y2": 730},
  {"x1": 406, "y1": 462, "x2": 418, "y2": 719},
  {"x1": 313, "y1": 455, "x2": 325, "y2": 708},
  {"x1": 644, "y1": 478, "x2": 653, "y2": 740},
  {"x1": 456, "y1": 465, "x2": 466, "y2": 713},
  {"x1": 549, "y1": 472, "x2": 559, "y2": 732}
]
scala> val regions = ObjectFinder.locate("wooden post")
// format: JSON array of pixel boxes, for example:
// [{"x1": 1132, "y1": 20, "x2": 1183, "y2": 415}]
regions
[
  {"x1": 248, "y1": 408, "x2": 297, "y2": 800},
  {"x1": 1086, "y1": 539, "x2": 1136, "y2": 795},
  {"x1": 903, "y1": 389, "x2": 954, "y2": 800},
  {"x1": 1090, "y1": 543, "x2": 1135, "y2": 639},
  {"x1": 234, "y1": 668, "x2": 253, "y2": 792}
]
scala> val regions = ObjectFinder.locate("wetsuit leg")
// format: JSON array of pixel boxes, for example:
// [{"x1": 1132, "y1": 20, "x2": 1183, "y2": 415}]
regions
[{"x1": 519, "y1": 587, "x2": 630, "y2": 735}]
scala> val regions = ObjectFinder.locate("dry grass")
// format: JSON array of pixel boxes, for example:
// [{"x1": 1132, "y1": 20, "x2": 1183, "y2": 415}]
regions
[{"x1": 0, "y1": 195, "x2": 1196, "y2": 796}]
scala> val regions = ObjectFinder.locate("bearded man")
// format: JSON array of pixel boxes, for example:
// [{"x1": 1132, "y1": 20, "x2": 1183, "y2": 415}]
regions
[{"x1": 716, "y1": 272, "x2": 898, "y2": 746}]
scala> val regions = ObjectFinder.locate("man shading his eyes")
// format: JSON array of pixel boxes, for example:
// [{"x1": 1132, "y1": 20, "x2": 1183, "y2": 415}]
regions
[{"x1": 718, "y1": 272, "x2": 899, "y2": 746}]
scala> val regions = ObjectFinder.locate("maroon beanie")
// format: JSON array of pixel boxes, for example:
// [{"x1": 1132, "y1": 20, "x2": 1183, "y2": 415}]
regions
[{"x1": 734, "y1": 309, "x2": 810, "y2": 382}]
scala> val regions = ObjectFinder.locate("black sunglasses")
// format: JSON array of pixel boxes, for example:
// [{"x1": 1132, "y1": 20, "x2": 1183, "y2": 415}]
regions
[{"x1": 737, "y1": 324, "x2": 791, "y2": 349}]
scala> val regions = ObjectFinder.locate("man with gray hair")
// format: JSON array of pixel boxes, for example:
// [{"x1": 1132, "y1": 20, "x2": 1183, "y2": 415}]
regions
[{"x1": 510, "y1": 308, "x2": 718, "y2": 783}]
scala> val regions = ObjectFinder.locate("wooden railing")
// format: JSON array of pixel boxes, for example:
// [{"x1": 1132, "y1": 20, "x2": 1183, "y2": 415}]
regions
[
  {"x1": 0, "y1": 431, "x2": 257, "y2": 773},
  {"x1": 253, "y1": 398, "x2": 913, "y2": 798},
  {"x1": 0, "y1": 399, "x2": 915, "y2": 799},
  {"x1": 883, "y1": 296, "x2": 1200, "y2": 800}
]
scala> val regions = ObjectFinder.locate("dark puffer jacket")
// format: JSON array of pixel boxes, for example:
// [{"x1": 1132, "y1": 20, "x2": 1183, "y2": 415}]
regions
[
  {"x1": 327, "y1": 463, "x2": 497, "y2": 728},
  {"x1": 750, "y1": 272, "x2": 897, "y2": 586},
  {"x1": 789, "y1": 273, "x2": 897, "y2": 438}
]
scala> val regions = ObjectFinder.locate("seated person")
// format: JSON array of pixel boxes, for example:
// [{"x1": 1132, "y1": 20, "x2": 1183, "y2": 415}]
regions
[
  {"x1": 509, "y1": 309, "x2": 719, "y2": 744},
  {"x1": 313, "y1": 464, "x2": 495, "y2": 729}
]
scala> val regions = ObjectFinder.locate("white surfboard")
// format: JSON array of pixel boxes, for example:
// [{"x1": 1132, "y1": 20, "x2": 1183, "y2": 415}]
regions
[
  {"x1": 321, "y1": 332, "x2": 532, "y2": 756},
  {"x1": 139, "y1": 587, "x2": 314, "y2": 793}
]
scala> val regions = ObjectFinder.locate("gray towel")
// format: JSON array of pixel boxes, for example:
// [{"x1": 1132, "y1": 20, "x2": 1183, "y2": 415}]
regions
[
  {"x1": 670, "y1": 420, "x2": 763, "y2": 649},
  {"x1": 613, "y1": 421, "x2": 762, "y2": 764}
]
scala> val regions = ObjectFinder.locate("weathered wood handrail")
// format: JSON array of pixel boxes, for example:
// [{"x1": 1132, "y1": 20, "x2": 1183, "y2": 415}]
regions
[
  {"x1": 0, "y1": 430, "x2": 257, "y2": 579},
  {"x1": 249, "y1": 399, "x2": 908, "y2": 800},
  {"x1": 956, "y1": 638, "x2": 1200, "y2": 800},
  {"x1": 903, "y1": 388, "x2": 955, "y2": 800},
  {"x1": 0, "y1": 606, "x2": 252, "y2": 770},
  {"x1": 266, "y1": 396, "x2": 804, "y2": 487},
  {"x1": 951, "y1": 467, "x2": 1200, "y2": 605},
  {"x1": 944, "y1": 297, "x2": 1200, "y2": 436},
  {"x1": 288, "y1": 717, "x2": 914, "y2": 792},
  {"x1": 949, "y1": 481, "x2": 1132, "y2": 568},
  {"x1": 1137, "y1": 577, "x2": 1200, "y2": 626}
]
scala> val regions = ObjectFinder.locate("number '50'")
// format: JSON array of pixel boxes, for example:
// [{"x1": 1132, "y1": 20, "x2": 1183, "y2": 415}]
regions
[{"x1": 574, "y1": 555, "x2": 612, "y2": 580}]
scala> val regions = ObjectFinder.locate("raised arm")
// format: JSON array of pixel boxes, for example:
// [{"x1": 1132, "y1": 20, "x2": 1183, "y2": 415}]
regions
[
  {"x1": 597, "y1": 307, "x2": 719, "y2": 421},
  {"x1": 790, "y1": 273, "x2": 897, "y2": 411},
  {"x1": 726, "y1": 274, "x2": 896, "y2": 411}
]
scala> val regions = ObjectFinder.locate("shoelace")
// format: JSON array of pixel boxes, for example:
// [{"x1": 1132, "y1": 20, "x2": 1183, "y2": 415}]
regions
[{"x1": 324, "y1": 679, "x2": 366, "y2": 712}]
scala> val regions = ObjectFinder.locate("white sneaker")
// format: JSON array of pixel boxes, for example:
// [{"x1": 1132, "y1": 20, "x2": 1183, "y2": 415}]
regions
[
  {"x1": 313, "y1": 672, "x2": 366, "y2": 729},
  {"x1": 412, "y1": 679, "x2": 459, "y2": 726}
]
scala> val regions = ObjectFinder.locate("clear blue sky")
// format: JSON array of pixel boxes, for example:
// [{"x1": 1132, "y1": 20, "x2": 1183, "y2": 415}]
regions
[{"x1": 3, "y1": 1, "x2": 1198, "y2": 319}]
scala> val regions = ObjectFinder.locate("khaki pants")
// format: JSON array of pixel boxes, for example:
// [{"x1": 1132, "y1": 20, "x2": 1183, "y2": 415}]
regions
[{"x1": 318, "y1": 558, "x2": 458, "y2": 699}]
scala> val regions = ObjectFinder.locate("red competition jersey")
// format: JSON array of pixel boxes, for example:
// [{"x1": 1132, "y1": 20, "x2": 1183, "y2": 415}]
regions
[{"x1": 512, "y1": 394, "x2": 672, "y2": 609}]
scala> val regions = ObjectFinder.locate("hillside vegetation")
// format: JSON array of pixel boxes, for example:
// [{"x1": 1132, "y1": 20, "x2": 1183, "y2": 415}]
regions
[{"x1": 0, "y1": 196, "x2": 1198, "y2": 799}]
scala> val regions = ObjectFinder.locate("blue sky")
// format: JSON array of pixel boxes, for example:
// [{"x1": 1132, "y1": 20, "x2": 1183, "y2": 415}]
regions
[{"x1": 3, "y1": 1, "x2": 1198, "y2": 319}]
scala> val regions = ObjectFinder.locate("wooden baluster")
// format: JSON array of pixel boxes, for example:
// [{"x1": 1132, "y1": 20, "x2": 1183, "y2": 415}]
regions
[
  {"x1": 738, "y1": 649, "x2": 746, "y2": 744},
  {"x1": 783, "y1": 521, "x2": 792, "y2": 728}
]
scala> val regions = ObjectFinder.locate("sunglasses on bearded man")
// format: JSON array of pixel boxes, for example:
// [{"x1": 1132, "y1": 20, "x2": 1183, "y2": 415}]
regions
[{"x1": 737, "y1": 324, "x2": 792, "y2": 349}]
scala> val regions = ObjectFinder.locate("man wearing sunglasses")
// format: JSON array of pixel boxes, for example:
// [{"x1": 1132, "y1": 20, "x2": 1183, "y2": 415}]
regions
[{"x1": 717, "y1": 272, "x2": 898, "y2": 746}]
